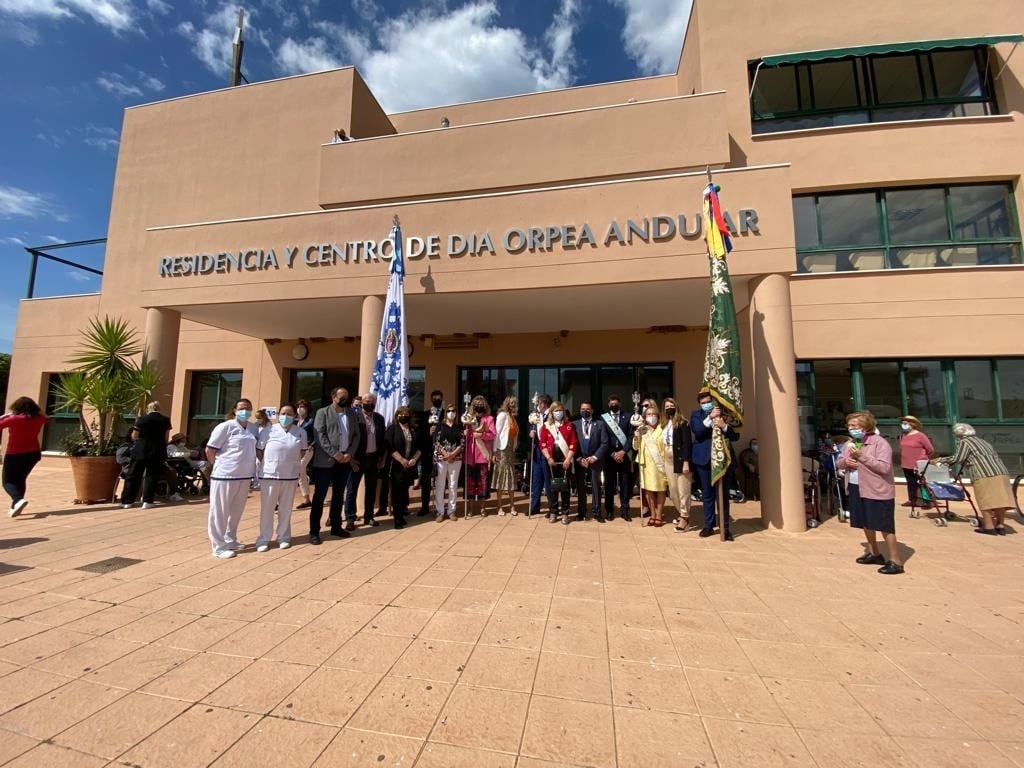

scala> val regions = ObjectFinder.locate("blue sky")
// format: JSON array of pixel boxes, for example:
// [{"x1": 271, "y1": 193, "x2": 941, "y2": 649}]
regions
[{"x1": 0, "y1": 0, "x2": 689, "y2": 352}]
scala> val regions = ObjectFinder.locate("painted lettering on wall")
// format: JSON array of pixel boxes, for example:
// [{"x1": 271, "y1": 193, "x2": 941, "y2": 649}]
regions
[{"x1": 158, "y1": 210, "x2": 760, "y2": 277}]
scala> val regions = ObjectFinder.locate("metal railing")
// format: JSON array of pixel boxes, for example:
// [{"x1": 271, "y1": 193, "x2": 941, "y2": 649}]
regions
[{"x1": 23, "y1": 238, "x2": 106, "y2": 299}]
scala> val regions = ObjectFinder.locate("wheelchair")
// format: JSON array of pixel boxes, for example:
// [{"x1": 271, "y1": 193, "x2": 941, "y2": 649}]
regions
[{"x1": 162, "y1": 458, "x2": 210, "y2": 497}]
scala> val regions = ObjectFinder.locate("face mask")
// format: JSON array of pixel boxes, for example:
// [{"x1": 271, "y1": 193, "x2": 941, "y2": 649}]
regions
[
  {"x1": 701, "y1": 402, "x2": 714, "y2": 413},
  {"x1": 336, "y1": 397, "x2": 349, "y2": 408},
  {"x1": 297, "y1": 408, "x2": 307, "y2": 417},
  {"x1": 665, "y1": 407, "x2": 676, "y2": 417},
  {"x1": 608, "y1": 404, "x2": 620, "y2": 413},
  {"x1": 751, "y1": 444, "x2": 759, "y2": 454},
  {"x1": 432, "y1": 398, "x2": 443, "y2": 407},
  {"x1": 645, "y1": 415, "x2": 658, "y2": 426},
  {"x1": 235, "y1": 409, "x2": 251, "y2": 421},
  {"x1": 278, "y1": 415, "x2": 294, "y2": 427},
  {"x1": 849, "y1": 428, "x2": 865, "y2": 439},
  {"x1": 474, "y1": 406, "x2": 485, "y2": 414},
  {"x1": 580, "y1": 410, "x2": 592, "y2": 419},
  {"x1": 900, "y1": 422, "x2": 910, "y2": 432},
  {"x1": 398, "y1": 415, "x2": 410, "y2": 424},
  {"x1": 552, "y1": 410, "x2": 564, "y2": 421},
  {"x1": 363, "y1": 404, "x2": 375, "y2": 412},
  {"x1": 446, "y1": 410, "x2": 457, "y2": 419}
]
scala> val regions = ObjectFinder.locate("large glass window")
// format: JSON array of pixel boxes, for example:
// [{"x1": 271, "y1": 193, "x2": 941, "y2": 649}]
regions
[
  {"x1": 751, "y1": 46, "x2": 996, "y2": 134},
  {"x1": 187, "y1": 371, "x2": 242, "y2": 446},
  {"x1": 42, "y1": 373, "x2": 80, "y2": 452},
  {"x1": 795, "y1": 183, "x2": 1021, "y2": 273}
]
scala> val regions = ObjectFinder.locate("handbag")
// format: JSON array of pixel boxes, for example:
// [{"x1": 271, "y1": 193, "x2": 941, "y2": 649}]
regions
[{"x1": 550, "y1": 475, "x2": 568, "y2": 493}]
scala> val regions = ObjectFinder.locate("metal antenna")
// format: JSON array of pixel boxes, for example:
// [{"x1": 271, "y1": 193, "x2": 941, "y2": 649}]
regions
[{"x1": 229, "y1": 8, "x2": 245, "y2": 87}]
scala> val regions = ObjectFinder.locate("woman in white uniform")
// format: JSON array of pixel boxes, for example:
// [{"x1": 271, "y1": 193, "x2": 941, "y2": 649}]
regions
[
  {"x1": 205, "y1": 398, "x2": 258, "y2": 558},
  {"x1": 256, "y1": 404, "x2": 309, "y2": 551}
]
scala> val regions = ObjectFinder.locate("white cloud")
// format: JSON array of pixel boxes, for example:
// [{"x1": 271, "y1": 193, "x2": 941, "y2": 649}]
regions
[
  {"x1": 0, "y1": 0, "x2": 136, "y2": 33},
  {"x1": 66, "y1": 270, "x2": 96, "y2": 282},
  {"x1": 351, "y1": 0, "x2": 379, "y2": 22},
  {"x1": 145, "y1": 0, "x2": 169, "y2": 14},
  {"x1": 0, "y1": 184, "x2": 60, "y2": 219},
  {"x1": 44, "y1": 235, "x2": 64, "y2": 243},
  {"x1": 1, "y1": 236, "x2": 28, "y2": 245},
  {"x1": 610, "y1": 0, "x2": 689, "y2": 74},
  {"x1": 83, "y1": 124, "x2": 120, "y2": 152},
  {"x1": 178, "y1": 3, "x2": 268, "y2": 78},
  {"x1": 96, "y1": 72, "x2": 142, "y2": 97},
  {"x1": 275, "y1": 1, "x2": 582, "y2": 112}
]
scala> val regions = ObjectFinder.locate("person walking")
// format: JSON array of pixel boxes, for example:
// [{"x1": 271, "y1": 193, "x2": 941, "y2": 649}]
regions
[
  {"x1": 309, "y1": 387, "x2": 362, "y2": 544},
  {"x1": 384, "y1": 406, "x2": 421, "y2": 529},
  {"x1": 633, "y1": 404, "x2": 668, "y2": 526},
  {"x1": 255, "y1": 404, "x2": 308, "y2": 551},
  {"x1": 837, "y1": 411, "x2": 903, "y2": 574},
  {"x1": 205, "y1": 398, "x2": 259, "y2": 558},
  {"x1": 491, "y1": 396, "x2": 520, "y2": 516},
  {"x1": 433, "y1": 403, "x2": 464, "y2": 521},
  {"x1": 898, "y1": 415, "x2": 934, "y2": 508},
  {"x1": 463, "y1": 396, "x2": 496, "y2": 518},
  {"x1": 0, "y1": 397, "x2": 48, "y2": 517},
  {"x1": 661, "y1": 398, "x2": 693, "y2": 530},
  {"x1": 935, "y1": 423, "x2": 1016, "y2": 535},
  {"x1": 121, "y1": 401, "x2": 173, "y2": 509}
]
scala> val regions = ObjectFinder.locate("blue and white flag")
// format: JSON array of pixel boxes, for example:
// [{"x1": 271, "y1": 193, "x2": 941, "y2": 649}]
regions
[{"x1": 370, "y1": 223, "x2": 409, "y2": 426}]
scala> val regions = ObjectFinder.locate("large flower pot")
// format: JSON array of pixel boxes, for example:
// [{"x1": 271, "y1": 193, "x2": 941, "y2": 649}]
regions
[{"x1": 69, "y1": 455, "x2": 122, "y2": 504}]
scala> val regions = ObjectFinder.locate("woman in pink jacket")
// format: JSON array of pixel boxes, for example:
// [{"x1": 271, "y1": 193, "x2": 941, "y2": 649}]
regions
[
  {"x1": 463, "y1": 395, "x2": 496, "y2": 518},
  {"x1": 837, "y1": 411, "x2": 903, "y2": 575}
]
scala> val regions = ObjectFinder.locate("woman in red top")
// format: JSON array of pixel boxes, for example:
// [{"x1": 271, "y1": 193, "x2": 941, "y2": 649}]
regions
[
  {"x1": 0, "y1": 397, "x2": 49, "y2": 517},
  {"x1": 898, "y1": 415, "x2": 934, "y2": 508},
  {"x1": 539, "y1": 401, "x2": 579, "y2": 525}
]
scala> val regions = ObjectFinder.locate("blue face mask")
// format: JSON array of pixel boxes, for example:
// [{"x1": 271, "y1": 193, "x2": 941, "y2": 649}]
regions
[
  {"x1": 278, "y1": 415, "x2": 294, "y2": 427},
  {"x1": 701, "y1": 402, "x2": 714, "y2": 413},
  {"x1": 235, "y1": 409, "x2": 251, "y2": 421},
  {"x1": 849, "y1": 428, "x2": 864, "y2": 439}
]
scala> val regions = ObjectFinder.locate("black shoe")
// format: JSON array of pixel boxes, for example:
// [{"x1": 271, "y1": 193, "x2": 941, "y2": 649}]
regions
[
  {"x1": 296, "y1": 501, "x2": 312, "y2": 509},
  {"x1": 698, "y1": 528, "x2": 715, "y2": 538},
  {"x1": 394, "y1": 520, "x2": 406, "y2": 530},
  {"x1": 596, "y1": 516, "x2": 606, "y2": 524},
  {"x1": 417, "y1": 510, "x2": 428, "y2": 517},
  {"x1": 878, "y1": 561, "x2": 904, "y2": 575},
  {"x1": 310, "y1": 534, "x2": 322, "y2": 545},
  {"x1": 724, "y1": 531, "x2": 734, "y2": 542},
  {"x1": 364, "y1": 519, "x2": 380, "y2": 527},
  {"x1": 561, "y1": 514, "x2": 570, "y2": 525},
  {"x1": 622, "y1": 512, "x2": 632, "y2": 522},
  {"x1": 345, "y1": 521, "x2": 355, "y2": 531},
  {"x1": 996, "y1": 527, "x2": 1007, "y2": 536},
  {"x1": 855, "y1": 553, "x2": 885, "y2": 565},
  {"x1": 330, "y1": 528, "x2": 350, "y2": 538},
  {"x1": 975, "y1": 527, "x2": 998, "y2": 535}
]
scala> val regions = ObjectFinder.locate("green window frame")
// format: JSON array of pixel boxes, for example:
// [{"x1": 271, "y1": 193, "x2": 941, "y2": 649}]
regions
[
  {"x1": 42, "y1": 372, "x2": 80, "y2": 453},
  {"x1": 187, "y1": 370, "x2": 243, "y2": 446},
  {"x1": 751, "y1": 46, "x2": 998, "y2": 134},
  {"x1": 794, "y1": 183, "x2": 1021, "y2": 273}
]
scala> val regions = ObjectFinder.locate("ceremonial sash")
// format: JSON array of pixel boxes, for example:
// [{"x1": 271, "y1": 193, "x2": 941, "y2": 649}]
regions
[
  {"x1": 642, "y1": 429, "x2": 666, "y2": 475},
  {"x1": 545, "y1": 423, "x2": 570, "y2": 458},
  {"x1": 602, "y1": 413, "x2": 628, "y2": 448}
]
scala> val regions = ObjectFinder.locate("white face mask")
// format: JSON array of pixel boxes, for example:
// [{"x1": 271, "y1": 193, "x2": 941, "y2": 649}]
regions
[
  {"x1": 552, "y1": 410, "x2": 564, "y2": 422},
  {"x1": 645, "y1": 415, "x2": 658, "y2": 426}
]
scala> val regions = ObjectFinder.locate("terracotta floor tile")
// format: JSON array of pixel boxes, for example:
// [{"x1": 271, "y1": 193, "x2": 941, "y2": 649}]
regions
[
  {"x1": 542, "y1": 619, "x2": 608, "y2": 658},
  {"x1": 204, "y1": 658, "x2": 313, "y2": 713},
  {"x1": 509, "y1": 574, "x2": 558, "y2": 597},
  {"x1": 492, "y1": 592, "x2": 551, "y2": 619},
  {"x1": 413, "y1": 569, "x2": 466, "y2": 588},
  {"x1": 673, "y1": 630, "x2": 757, "y2": 674},
  {"x1": 845, "y1": 684, "x2": 979, "y2": 739},
  {"x1": 606, "y1": 626, "x2": 678, "y2": 666},
  {"x1": 687, "y1": 668, "x2": 789, "y2": 725},
  {"x1": 312, "y1": 728, "x2": 422, "y2": 768},
  {"x1": 17, "y1": 598, "x2": 109, "y2": 627},
  {"x1": 118, "y1": 703, "x2": 258, "y2": 768},
  {"x1": 441, "y1": 589, "x2": 501, "y2": 615},
  {"x1": 209, "y1": 592, "x2": 287, "y2": 622},
  {"x1": 418, "y1": 610, "x2": 489, "y2": 643},
  {"x1": 390, "y1": 638, "x2": 474, "y2": 683},
  {"x1": 610, "y1": 660, "x2": 697, "y2": 714},
  {"x1": 212, "y1": 715, "x2": 337, "y2": 768},
  {"x1": 348, "y1": 675, "x2": 451, "y2": 740},
  {"x1": 325, "y1": 632, "x2": 413, "y2": 674},
  {"x1": 548, "y1": 597, "x2": 606, "y2": 625},
  {"x1": 763, "y1": 677, "x2": 884, "y2": 733},
  {"x1": 207, "y1": 620, "x2": 301, "y2": 659},
  {"x1": 798, "y1": 729, "x2": 913, "y2": 768},
  {"x1": 614, "y1": 708, "x2": 714, "y2": 767},
  {"x1": 1, "y1": 741, "x2": 108, "y2": 768},
  {"x1": 274, "y1": 667, "x2": 381, "y2": 726},
  {"x1": 108, "y1": 608, "x2": 198, "y2": 644},
  {"x1": 153, "y1": 615, "x2": 249, "y2": 652},
  {"x1": 0, "y1": 667, "x2": 69, "y2": 715},
  {"x1": 260, "y1": 596, "x2": 334, "y2": 626},
  {"x1": 478, "y1": 614, "x2": 545, "y2": 651},
  {"x1": 704, "y1": 718, "x2": 817, "y2": 768},
  {"x1": 520, "y1": 695, "x2": 615, "y2": 768},
  {"x1": 364, "y1": 606, "x2": 434, "y2": 637},
  {"x1": 86, "y1": 643, "x2": 196, "y2": 691},
  {"x1": 416, "y1": 742, "x2": 517, "y2": 768},
  {"x1": 390, "y1": 585, "x2": 454, "y2": 612},
  {"x1": 662, "y1": 606, "x2": 731, "y2": 635},
  {"x1": 32, "y1": 635, "x2": 143, "y2": 679},
  {"x1": 886, "y1": 650, "x2": 1002, "y2": 691},
  {"x1": 0, "y1": 679, "x2": 125, "y2": 739},
  {"x1": 140, "y1": 651, "x2": 251, "y2": 701},
  {"x1": 430, "y1": 685, "x2": 529, "y2": 753},
  {"x1": 737, "y1": 639, "x2": 834, "y2": 683},
  {"x1": 533, "y1": 652, "x2": 611, "y2": 704},
  {"x1": 897, "y1": 737, "x2": 1018, "y2": 768},
  {"x1": 0, "y1": 626, "x2": 94, "y2": 666},
  {"x1": 992, "y1": 741, "x2": 1024, "y2": 767},
  {"x1": 0, "y1": 728, "x2": 39, "y2": 764},
  {"x1": 809, "y1": 645, "x2": 918, "y2": 687},
  {"x1": 53, "y1": 691, "x2": 191, "y2": 759},
  {"x1": 341, "y1": 581, "x2": 407, "y2": 607},
  {"x1": 605, "y1": 601, "x2": 668, "y2": 633},
  {"x1": 459, "y1": 645, "x2": 539, "y2": 693},
  {"x1": 931, "y1": 688, "x2": 1024, "y2": 739},
  {"x1": 460, "y1": 570, "x2": 512, "y2": 593}
]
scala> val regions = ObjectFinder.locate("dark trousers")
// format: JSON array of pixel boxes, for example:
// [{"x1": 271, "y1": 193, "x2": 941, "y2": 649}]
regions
[
  {"x1": 345, "y1": 453, "x2": 380, "y2": 523},
  {"x1": 418, "y1": 457, "x2": 432, "y2": 513},
  {"x1": 903, "y1": 467, "x2": 920, "y2": 504},
  {"x1": 311, "y1": 462, "x2": 353, "y2": 534},
  {"x1": 604, "y1": 459, "x2": 632, "y2": 516},
  {"x1": 530, "y1": 454, "x2": 552, "y2": 514},
  {"x1": 694, "y1": 462, "x2": 730, "y2": 532},
  {"x1": 2, "y1": 450, "x2": 41, "y2": 505},
  {"x1": 121, "y1": 449, "x2": 164, "y2": 505},
  {"x1": 390, "y1": 470, "x2": 412, "y2": 525},
  {"x1": 575, "y1": 461, "x2": 603, "y2": 517},
  {"x1": 549, "y1": 465, "x2": 570, "y2": 514}
]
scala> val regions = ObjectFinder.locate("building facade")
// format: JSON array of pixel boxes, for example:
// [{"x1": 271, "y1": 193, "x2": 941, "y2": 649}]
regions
[{"x1": 9, "y1": 0, "x2": 1024, "y2": 531}]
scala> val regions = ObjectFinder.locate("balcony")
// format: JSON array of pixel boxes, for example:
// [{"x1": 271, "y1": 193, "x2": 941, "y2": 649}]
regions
[{"x1": 318, "y1": 90, "x2": 730, "y2": 207}]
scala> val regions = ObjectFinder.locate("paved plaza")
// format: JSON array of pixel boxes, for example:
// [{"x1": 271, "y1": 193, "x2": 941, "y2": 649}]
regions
[{"x1": 1, "y1": 460, "x2": 1024, "y2": 767}]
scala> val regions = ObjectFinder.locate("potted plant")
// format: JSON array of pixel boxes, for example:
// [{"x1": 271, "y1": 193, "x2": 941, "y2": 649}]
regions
[{"x1": 54, "y1": 316, "x2": 162, "y2": 503}]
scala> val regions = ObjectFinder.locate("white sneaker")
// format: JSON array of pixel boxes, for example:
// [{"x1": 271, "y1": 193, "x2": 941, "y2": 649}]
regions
[
  {"x1": 121, "y1": 503, "x2": 134, "y2": 509},
  {"x1": 256, "y1": 544, "x2": 270, "y2": 553},
  {"x1": 169, "y1": 493, "x2": 184, "y2": 502},
  {"x1": 225, "y1": 541, "x2": 245, "y2": 551},
  {"x1": 278, "y1": 541, "x2": 290, "y2": 549},
  {"x1": 214, "y1": 549, "x2": 235, "y2": 559},
  {"x1": 9, "y1": 499, "x2": 28, "y2": 517},
  {"x1": 142, "y1": 502, "x2": 156, "y2": 509}
]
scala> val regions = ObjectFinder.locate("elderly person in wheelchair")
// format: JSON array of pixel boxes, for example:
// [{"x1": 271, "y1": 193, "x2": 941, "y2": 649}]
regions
[{"x1": 166, "y1": 433, "x2": 212, "y2": 495}]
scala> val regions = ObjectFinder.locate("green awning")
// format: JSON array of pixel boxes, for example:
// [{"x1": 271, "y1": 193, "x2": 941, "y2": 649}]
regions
[{"x1": 761, "y1": 34, "x2": 1024, "y2": 67}]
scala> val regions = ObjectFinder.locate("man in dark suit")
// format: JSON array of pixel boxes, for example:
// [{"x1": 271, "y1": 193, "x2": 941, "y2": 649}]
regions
[
  {"x1": 310, "y1": 387, "x2": 363, "y2": 544},
  {"x1": 602, "y1": 394, "x2": 635, "y2": 521},
  {"x1": 573, "y1": 401, "x2": 609, "y2": 521},
  {"x1": 346, "y1": 392, "x2": 386, "y2": 530},
  {"x1": 529, "y1": 394, "x2": 553, "y2": 516},
  {"x1": 690, "y1": 391, "x2": 738, "y2": 540}
]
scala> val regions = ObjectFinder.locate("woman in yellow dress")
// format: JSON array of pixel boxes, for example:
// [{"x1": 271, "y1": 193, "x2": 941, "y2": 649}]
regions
[{"x1": 632, "y1": 403, "x2": 668, "y2": 526}]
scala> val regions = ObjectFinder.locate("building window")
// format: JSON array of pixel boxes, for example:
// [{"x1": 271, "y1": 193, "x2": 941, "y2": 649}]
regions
[
  {"x1": 794, "y1": 183, "x2": 1021, "y2": 272},
  {"x1": 42, "y1": 373, "x2": 80, "y2": 452},
  {"x1": 797, "y1": 357, "x2": 1024, "y2": 474},
  {"x1": 751, "y1": 47, "x2": 996, "y2": 134},
  {"x1": 287, "y1": 367, "x2": 425, "y2": 416},
  {"x1": 187, "y1": 370, "x2": 242, "y2": 446}
]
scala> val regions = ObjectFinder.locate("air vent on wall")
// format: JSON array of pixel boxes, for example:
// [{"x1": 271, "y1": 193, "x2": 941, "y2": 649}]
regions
[{"x1": 433, "y1": 336, "x2": 480, "y2": 350}]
